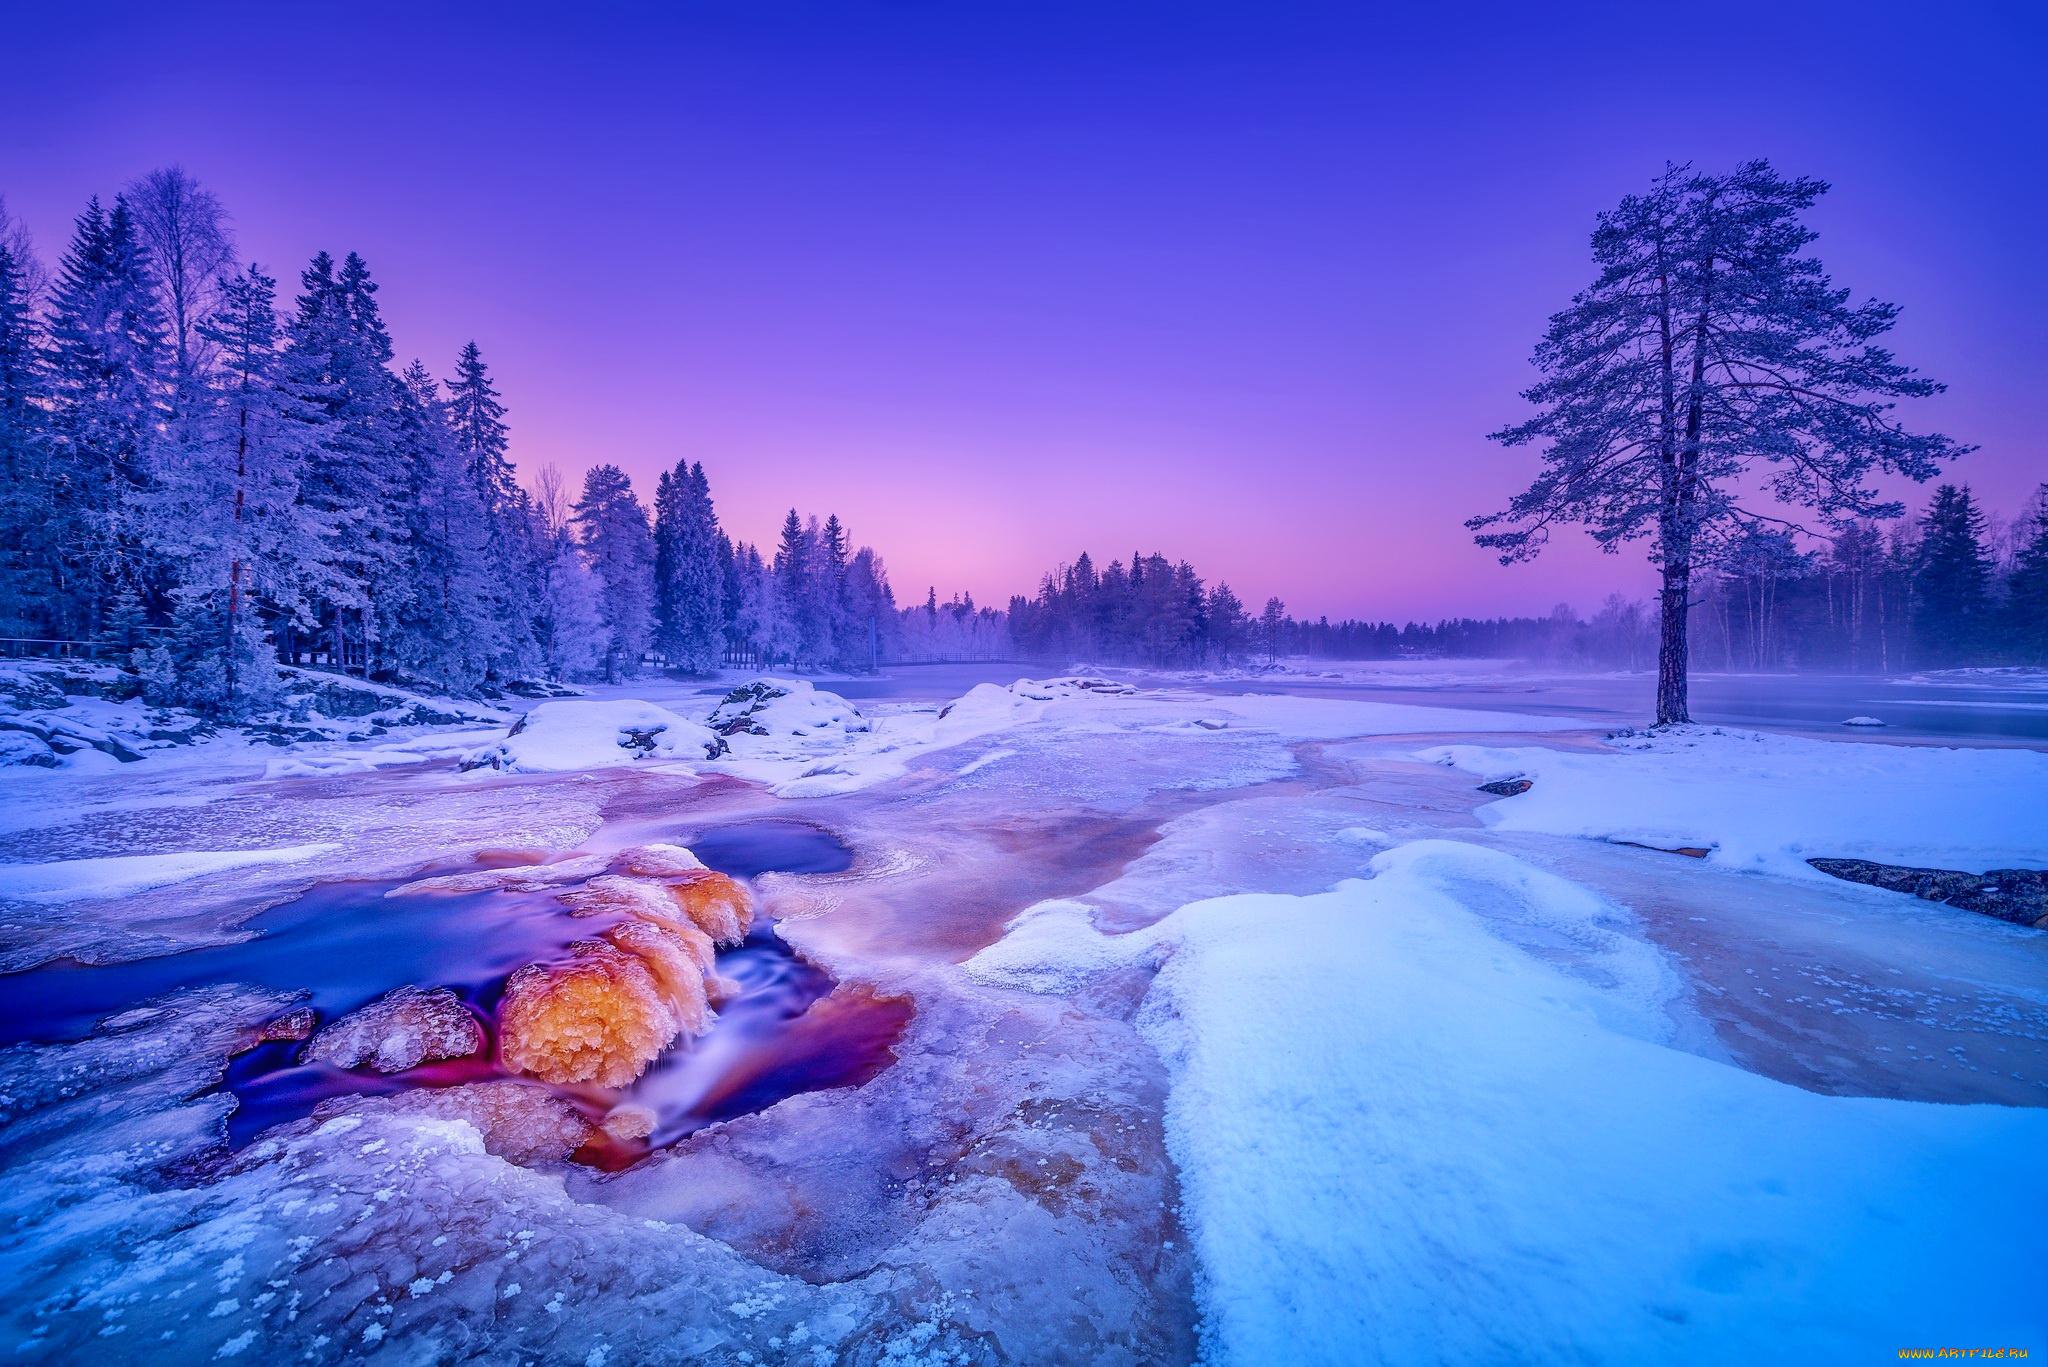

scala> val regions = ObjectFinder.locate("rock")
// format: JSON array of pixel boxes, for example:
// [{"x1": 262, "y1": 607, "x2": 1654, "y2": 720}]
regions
[
  {"x1": 661, "y1": 870, "x2": 755, "y2": 946},
  {"x1": 386, "y1": 853, "x2": 611, "y2": 896},
  {"x1": 0, "y1": 731, "x2": 59, "y2": 768},
  {"x1": 600, "y1": 1102, "x2": 658, "y2": 1142},
  {"x1": 314, "y1": 1080, "x2": 595, "y2": 1164},
  {"x1": 1478, "y1": 778, "x2": 1533, "y2": 797},
  {"x1": 612, "y1": 843, "x2": 708, "y2": 877},
  {"x1": 232, "y1": 1005, "x2": 318, "y2": 1054},
  {"x1": 498, "y1": 941, "x2": 681, "y2": 1087},
  {"x1": 707, "y1": 680, "x2": 791, "y2": 737},
  {"x1": 303, "y1": 986, "x2": 486, "y2": 1072},
  {"x1": 1808, "y1": 858, "x2": 2048, "y2": 928},
  {"x1": 1842, "y1": 716, "x2": 1887, "y2": 727}
]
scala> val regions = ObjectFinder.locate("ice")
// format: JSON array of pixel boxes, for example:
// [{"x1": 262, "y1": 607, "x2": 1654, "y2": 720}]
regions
[
  {"x1": 0, "y1": 844, "x2": 339, "y2": 905},
  {"x1": 499, "y1": 940, "x2": 684, "y2": 1087},
  {"x1": 970, "y1": 837, "x2": 2048, "y2": 1363},
  {"x1": 463, "y1": 699, "x2": 722, "y2": 773},
  {"x1": 313, "y1": 1080, "x2": 596, "y2": 1164},
  {"x1": 302, "y1": 985, "x2": 486, "y2": 1073},
  {"x1": 1423, "y1": 724, "x2": 2048, "y2": 877}
]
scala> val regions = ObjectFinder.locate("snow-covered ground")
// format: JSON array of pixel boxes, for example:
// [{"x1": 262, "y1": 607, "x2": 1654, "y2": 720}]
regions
[{"x1": 1, "y1": 669, "x2": 2041, "y2": 1363}]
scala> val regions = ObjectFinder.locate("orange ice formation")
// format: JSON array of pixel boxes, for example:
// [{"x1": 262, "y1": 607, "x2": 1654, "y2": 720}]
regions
[{"x1": 497, "y1": 844, "x2": 755, "y2": 1088}]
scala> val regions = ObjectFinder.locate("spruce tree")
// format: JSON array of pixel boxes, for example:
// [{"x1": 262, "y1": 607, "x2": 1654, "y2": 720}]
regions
[
  {"x1": 571, "y1": 464, "x2": 654, "y2": 681},
  {"x1": 2002, "y1": 486, "x2": 2048, "y2": 665},
  {"x1": 288, "y1": 250, "x2": 408, "y2": 675},
  {"x1": 0, "y1": 207, "x2": 50, "y2": 637},
  {"x1": 43, "y1": 196, "x2": 167, "y2": 636},
  {"x1": 1912, "y1": 485, "x2": 1993, "y2": 667}
]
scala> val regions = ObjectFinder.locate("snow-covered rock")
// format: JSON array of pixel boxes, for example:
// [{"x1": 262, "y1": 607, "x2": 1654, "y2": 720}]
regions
[
  {"x1": 312, "y1": 1079, "x2": 596, "y2": 1164},
  {"x1": 461, "y1": 699, "x2": 720, "y2": 773},
  {"x1": 303, "y1": 986, "x2": 485, "y2": 1073},
  {"x1": 707, "y1": 677, "x2": 869, "y2": 745}
]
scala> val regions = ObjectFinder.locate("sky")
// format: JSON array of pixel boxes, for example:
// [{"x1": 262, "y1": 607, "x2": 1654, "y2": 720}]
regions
[{"x1": 3, "y1": 1, "x2": 2043, "y2": 621}]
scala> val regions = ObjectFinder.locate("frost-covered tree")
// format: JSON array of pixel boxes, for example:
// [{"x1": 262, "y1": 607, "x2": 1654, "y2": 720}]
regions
[
  {"x1": 288, "y1": 250, "x2": 409, "y2": 674},
  {"x1": 651, "y1": 460, "x2": 724, "y2": 673},
  {"x1": 0, "y1": 199, "x2": 50, "y2": 637},
  {"x1": 445, "y1": 340, "x2": 512, "y2": 512},
  {"x1": 42, "y1": 196, "x2": 167, "y2": 635},
  {"x1": 1911, "y1": 484, "x2": 1993, "y2": 667},
  {"x1": 124, "y1": 167, "x2": 234, "y2": 403},
  {"x1": 572, "y1": 463, "x2": 653, "y2": 681},
  {"x1": 143, "y1": 265, "x2": 331, "y2": 714},
  {"x1": 385, "y1": 360, "x2": 499, "y2": 692},
  {"x1": 1471, "y1": 162, "x2": 1966, "y2": 724}
]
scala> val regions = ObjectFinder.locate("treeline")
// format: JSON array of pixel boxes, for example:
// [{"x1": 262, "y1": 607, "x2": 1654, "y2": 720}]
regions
[
  {"x1": 1689, "y1": 484, "x2": 2048, "y2": 672},
  {"x1": 1000, "y1": 481, "x2": 2047, "y2": 673},
  {"x1": 0, "y1": 173, "x2": 913, "y2": 716}
]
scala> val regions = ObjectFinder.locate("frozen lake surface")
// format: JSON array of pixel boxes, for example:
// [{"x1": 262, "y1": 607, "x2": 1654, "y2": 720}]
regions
[{"x1": 0, "y1": 668, "x2": 2041, "y2": 1363}]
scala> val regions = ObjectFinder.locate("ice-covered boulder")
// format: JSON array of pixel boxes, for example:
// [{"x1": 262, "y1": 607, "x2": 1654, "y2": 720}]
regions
[
  {"x1": 303, "y1": 985, "x2": 485, "y2": 1073},
  {"x1": 313, "y1": 1079, "x2": 596, "y2": 1164},
  {"x1": 707, "y1": 677, "x2": 868, "y2": 744},
  {"x1": 0, "y1": 730, "x2": 59, "y2": 768},
  {"x1": 461, "y1": 699, "x2": 720, "y2": 773},
  {"x1": 498, "y1": 940, "x2": 682, "y2": 1087}
]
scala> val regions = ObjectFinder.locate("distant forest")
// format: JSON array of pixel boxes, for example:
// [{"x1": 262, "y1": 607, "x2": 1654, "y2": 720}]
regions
[
  {"x1": 1, "y1": 173, "x2": 2040, "y2": 719},
  {"x1": 1007, "y1": 480, "x2": 2047, "y2": 673}
]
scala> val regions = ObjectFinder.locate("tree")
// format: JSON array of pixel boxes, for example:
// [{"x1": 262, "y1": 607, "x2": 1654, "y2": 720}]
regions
[
  {"x1": 123, "y1": 167, "x2": 234, "y2": 402},
  {"x1": 1471, "y1": 162, "x2": 1965, "y2": 724},
  {"x1": 0, "y1": 198, "x2": 49, "y2": 637},
  {"x1": 571, "y1": 464, "x2": 653, "y2": 681},
  {"x1": 288, "y1": 250, "x2": 409, "y2": 674},
  {"x1": 42, "y1": 196, "x2": 167, "y2": 635},
  {"x1": 1260, "y1": 596, "x2": 1286, "y2": 663},
  {"x1": 1912, "y1": 484, "x2": 1993, "y2": 667},
  {"x1": 144, "y1": 264, "x2": 330, "y2": 714},
  {"x1": 445, "y1": 340, "x2": 513, "y2": 513},
  {"x1": 2003, "y1": 485, "x2": 2048, "y2": 665}
]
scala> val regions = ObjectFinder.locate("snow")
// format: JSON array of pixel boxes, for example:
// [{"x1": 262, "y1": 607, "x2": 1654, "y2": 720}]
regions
[
  {"x1": 969, "y1": 838, "x2": 2048, "y2": 1363},
  {"x1": 0, "y1": 844, "x2": 340, "y2": 905},
  {"x1": 1423, "y1": 725, "x2": 2048, "y2": 876},
  {"x1": 464, "y1": 699, "x2": 721, "y2": 773}
]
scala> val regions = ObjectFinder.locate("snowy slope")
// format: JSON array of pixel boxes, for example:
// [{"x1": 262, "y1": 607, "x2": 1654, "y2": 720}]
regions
[
  {"x1": 970, "y1": 839, "x2": 2048, "y2": 1363},
  {"x1": 1424, "y1": 725, "x2": 2048, "y2": 875}
]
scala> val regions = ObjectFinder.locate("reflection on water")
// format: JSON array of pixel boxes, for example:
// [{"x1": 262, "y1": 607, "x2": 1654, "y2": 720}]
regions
[{"x1": 0, "y1": 820, "x2": 902, "y2": 1165}]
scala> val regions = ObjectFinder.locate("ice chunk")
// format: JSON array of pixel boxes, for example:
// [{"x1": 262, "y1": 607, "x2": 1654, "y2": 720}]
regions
[
  {"x1": 303, "y1": 986, "x2": 485, "y2": 1073},
  {"x1": 611, "y1": 842, "x2": 708, "y2": 877},
  {"x1": 498, "y1": 942, "x2": 679, "y2": 1087},
  {"x1": 387, "y1": 853, "x2": 612, "y2": 896},
  {"x1": 603, "y1": 918, "x2": 713, "y2": 1036},
  {"x1": 315, "y1": 1080, "x2": 596, "y2": 1164},
  {"x1": 0, "y1": 844, "x2": 339, "y2": 905}
]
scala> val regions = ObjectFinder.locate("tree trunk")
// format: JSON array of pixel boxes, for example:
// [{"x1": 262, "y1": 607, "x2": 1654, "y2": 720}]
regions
[{"x1": 1657, "y1": 564, "x2": 1691, "y2": 725}]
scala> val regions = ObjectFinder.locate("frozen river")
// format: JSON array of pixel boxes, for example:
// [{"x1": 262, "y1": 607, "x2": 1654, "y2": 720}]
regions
[{"x1": 820, "y1": 660, "x2": 2048, "y2": 747}]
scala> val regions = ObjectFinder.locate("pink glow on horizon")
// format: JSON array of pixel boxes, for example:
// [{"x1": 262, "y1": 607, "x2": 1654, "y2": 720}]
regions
[{"x1": 4, "y1": 4, "x2": 2041, "y2": 622}]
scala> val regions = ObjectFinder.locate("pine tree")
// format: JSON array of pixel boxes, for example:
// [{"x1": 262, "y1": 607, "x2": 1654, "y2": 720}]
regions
[
  {"x1": 1260, "y1": 597, "x2": 1287, "y2": 664},
  {"x1": 1912, "y1": 485, "x2": 1993, "y2": 666},
  {"x1": 42, "y1": 196, "x2": 167, "y2": 636},
  {"x1": 1472, "y1": 162, "x2": 1966, "y2": 723},
  {"x1": 0, "y1": 201, "x2": 50, "y2": 637},
  {"x1": 445, "y1": 341, "x2": 513, "y2": 512},
  {"x1": 2002, "y1": 486, "x2": 2048, "y2": 665},
  {"x1": 385, "y1": 360, "x2": 498, "y2": 692},
  {"x1": 288, "y1": 250, "x2": 408, "y2": 675},
  {"x1": 571, "y1": 464, "x2": 653, "y2": 681}
]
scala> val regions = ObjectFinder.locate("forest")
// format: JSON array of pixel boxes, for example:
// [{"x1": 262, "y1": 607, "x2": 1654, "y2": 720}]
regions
[
  {"x1": 0, "y1": 173, "x2": 921, "y2": 714},
  {"x1": 1, "y1": 172, "x2": 2040, "y2": 718}
]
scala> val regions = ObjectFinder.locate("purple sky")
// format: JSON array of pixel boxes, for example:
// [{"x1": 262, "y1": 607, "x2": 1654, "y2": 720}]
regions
[{"x1": 5, "y1": 2, "x2": 2043, "y2": 620}]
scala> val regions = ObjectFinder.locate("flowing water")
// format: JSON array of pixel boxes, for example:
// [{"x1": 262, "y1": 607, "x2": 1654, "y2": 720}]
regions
[{"x1": 0, "y1": 819, "x2": 905, "y2": 1163}]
